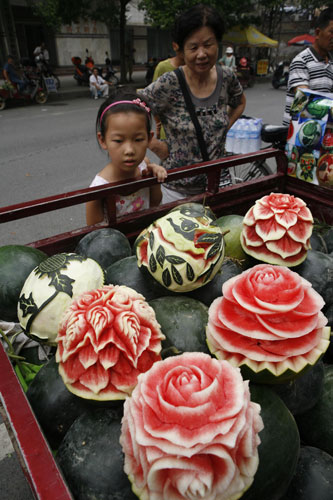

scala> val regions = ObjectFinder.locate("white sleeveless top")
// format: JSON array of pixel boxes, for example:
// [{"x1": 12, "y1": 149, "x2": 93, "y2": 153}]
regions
[{"x1": 89, "y1": 162, "x2": 150, "y2": 217}]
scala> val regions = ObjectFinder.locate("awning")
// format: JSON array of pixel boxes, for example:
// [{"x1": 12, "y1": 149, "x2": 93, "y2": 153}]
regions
[
  {"x1": 223, "y1": 25, "x2": 278, "y2": 48},
  {"x1": 287, "y1": 34, "x2": 315, "y2": 46}
]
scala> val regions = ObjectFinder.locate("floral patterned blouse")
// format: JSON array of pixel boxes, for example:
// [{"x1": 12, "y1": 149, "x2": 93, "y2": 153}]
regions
[{"x1": 139, "y1": 65, "x2": 243, "y2": 194}]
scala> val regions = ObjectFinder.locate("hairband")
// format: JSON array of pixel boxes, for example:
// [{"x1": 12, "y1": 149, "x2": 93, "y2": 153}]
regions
[{"x1": 99, "y1": 98, "x2": 151, "y2": 125}]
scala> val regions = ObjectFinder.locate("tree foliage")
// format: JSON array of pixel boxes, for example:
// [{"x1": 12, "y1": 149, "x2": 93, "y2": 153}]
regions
[
  {"x1": 28, "y1": 0, "x2": 90, "y2": 30},
  {"x1": 138, "y1": 0, "x2": 260, "y2": 31}
]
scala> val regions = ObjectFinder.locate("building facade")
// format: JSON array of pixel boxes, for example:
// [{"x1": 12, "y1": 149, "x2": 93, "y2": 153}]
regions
[{"x1": 0, "y1": 0, "x2": 174, "y2": 70}]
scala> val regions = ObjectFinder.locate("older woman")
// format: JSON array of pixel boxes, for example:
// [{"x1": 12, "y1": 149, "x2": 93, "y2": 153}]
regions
[{"x1": 139, "y1": 3, "x2": 246, "y2": 203}]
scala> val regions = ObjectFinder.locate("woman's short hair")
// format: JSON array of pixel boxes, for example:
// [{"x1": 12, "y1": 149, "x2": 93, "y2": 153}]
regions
[{"x1": 172, "y1": 3, "x2": 225, "y2": 50}]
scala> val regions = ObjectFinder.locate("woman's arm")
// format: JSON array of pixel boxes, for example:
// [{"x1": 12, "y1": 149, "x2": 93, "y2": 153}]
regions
[
  {"x1": 228, "y1": 93, "x2": 246, "y2": 130},
  {"x1": 86, "y1": 199, "x2": 105, "y2": 226},
  {"x1": 148, "y1": 136, "x2": 169, "y2": 160}
]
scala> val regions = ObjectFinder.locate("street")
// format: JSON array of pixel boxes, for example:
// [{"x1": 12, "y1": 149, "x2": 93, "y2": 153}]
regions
[
  {"x1": 0, "y1": 77, "x2": 288, "y2": 500},
  {"x1": 0, "y1": 79, "x2": 287, "y2": 246}
]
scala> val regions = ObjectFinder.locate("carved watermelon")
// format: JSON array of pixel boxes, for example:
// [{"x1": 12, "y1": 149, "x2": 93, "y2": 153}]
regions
[
  {"x1": 135, "y1": 206, "x2": 225, "y2": 292},
  {"x1": 240, "y1": 193, "x2": 313, "y2": 267},
  {"x1": 206, "y1": 264, "x2": 330, "y2": 384},
  {"x1": 56, "y1": 284, "x2": 165, "y2": 401},
  {"x1": 17, "y1": 253, "x2": 105, "y2": 346},
  {"x1": 120, "y1": 352, "x2": 263, "y2": 500}
]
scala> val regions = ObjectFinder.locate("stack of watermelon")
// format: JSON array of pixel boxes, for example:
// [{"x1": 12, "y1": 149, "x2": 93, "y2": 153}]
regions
[{"x1": 0, "y1": 198, "x2": 333, "y2": 500}]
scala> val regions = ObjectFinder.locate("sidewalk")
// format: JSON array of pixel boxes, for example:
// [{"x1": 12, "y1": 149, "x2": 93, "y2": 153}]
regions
[{"x1": 51, "y1": 69, "x2": 147, "y2": 101}]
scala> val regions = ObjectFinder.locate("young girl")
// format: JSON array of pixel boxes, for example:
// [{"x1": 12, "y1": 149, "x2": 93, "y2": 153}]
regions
[{"x1": 86, "y1": 92, "x2": 167, "y2": 226}]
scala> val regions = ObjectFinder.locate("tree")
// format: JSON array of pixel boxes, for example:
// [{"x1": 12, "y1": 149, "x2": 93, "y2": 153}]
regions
[
  {"x1": 91, "y1": 0, "x2": 131, "y2": 83},
  {"x1": 138, "y1": 0, "x2": 260, "y2": 31},
  {"x1": 27, "y1": 0, "x2": 90, "y2": 30}
]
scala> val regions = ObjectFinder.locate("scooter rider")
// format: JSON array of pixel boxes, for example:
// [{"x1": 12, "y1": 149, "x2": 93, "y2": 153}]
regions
[{"x1": 3, "y1": 55, "x2": 28, "y2": 93}]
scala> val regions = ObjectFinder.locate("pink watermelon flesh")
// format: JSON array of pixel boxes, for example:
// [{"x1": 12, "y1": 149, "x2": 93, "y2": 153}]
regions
[{"x1": 208, "y1": 320, "x2": 322, "y2": 361}]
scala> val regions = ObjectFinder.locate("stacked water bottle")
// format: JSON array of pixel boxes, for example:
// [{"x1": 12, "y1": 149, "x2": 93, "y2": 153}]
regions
[{"x1": 225, "y1": 118, "x2": 263, "y2": 154}]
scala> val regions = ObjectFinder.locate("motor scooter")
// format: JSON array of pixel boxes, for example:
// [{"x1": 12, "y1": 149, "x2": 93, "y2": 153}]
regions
[
  {"x1": 236, "y1": 57, "x2": 255, "y2": 88},
  {"x1": 33, "y1": 53, "x2": 60, "y2": 90},
  {"x1": 0, "y1": 61, "x2": 48, "y2": 110},
  {"x1": 272, "y1": 61, "x2": 289, "y2": 89},
  {"x1": 103, "y1": 52, "x2": 119, "y2": 85},
  {"x1": 71, "y1": 56, "x2": 90, "y2": 86}
]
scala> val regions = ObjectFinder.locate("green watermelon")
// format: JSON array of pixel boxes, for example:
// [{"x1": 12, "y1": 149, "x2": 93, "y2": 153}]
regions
[
  {"x1": 0, "y1": 245, "x2": 47, "y2": 322},
  {"x1": 270, "y1": 361, "x2": 325, "y2": 416},
  {"x1": 296, "y1": 364, "x2": 333, "y2": 456},
  {"x1": 213, "y1": 214, "x2": 249, "y2": 263},
  {"x1": 57, "y1": 408, "x2": 136, "y2": 500},
  {"x1": 105, "y1": 255, "x2": 175, "y2": 301},
  {"x1": 75, "y1": 228, "x2": 131, "y2": 270},
  {"x1": 26, "y1": 356, "x2": 88, "y2": 449},
  {"x1": 283, "y1": 446, "x2": 333, "y2": 500},
  {"x1": 323, "y1": 227, "x2": 333, "y2": 253},
  {"x1": 296, "y1": 250, "x2": 333, "y2": 307},
  {"x1": 149, "y1": 296, "x2": 210, "y2": 356},
  {"x1": 186, "y1": 258, "x2": 243, "y2": 306},
  {"x1": 242, "y1": 384, "x2": 300, "y2": 500}
]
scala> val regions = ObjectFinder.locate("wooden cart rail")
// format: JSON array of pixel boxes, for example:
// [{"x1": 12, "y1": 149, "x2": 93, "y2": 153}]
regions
[{"x1": 0, "y1": 148, "x2": 290, "y2": 255}]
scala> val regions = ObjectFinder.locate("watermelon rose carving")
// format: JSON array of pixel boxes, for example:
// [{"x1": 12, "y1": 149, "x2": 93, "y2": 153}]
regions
[
  {"x1": 135, "y1": 206, "x2": 225, "y2": 292},
  {"x1": 240, "y1": 193, "x2": 313, "y2": 266},
  {"x1": 56, "y1": 285, "x2": 165, "y2": 401},
  {"x1": 206, "y1": 264, "x2": 330, "y2": 384},
  {"x1": 120, "y1": 352, "x2": 263, "y2": 500}
]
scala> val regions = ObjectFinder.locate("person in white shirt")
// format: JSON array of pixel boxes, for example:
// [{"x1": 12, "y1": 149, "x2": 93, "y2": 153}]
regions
[{"x1": 89, "y1": 67, "x2": 111, "y2": 99}]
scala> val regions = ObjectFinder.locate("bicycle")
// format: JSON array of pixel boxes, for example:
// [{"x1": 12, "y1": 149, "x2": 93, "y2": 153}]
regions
[{"x1": 230, "y1": 122, "x2": 289, "y2": 183}]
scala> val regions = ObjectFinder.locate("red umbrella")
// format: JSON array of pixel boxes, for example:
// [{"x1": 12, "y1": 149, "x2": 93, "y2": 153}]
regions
[{"x1": 287, "y1": 34, "x2": 315, "y2": 46}]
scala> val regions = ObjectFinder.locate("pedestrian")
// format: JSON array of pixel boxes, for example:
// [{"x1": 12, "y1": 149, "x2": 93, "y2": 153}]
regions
[
  {"x1": 219, "y1": 46, "x2": 236, "y2": 71},
  {"x1": 283, "y1": 6, "x2": 333, "y2": 125},
  {"x1": 3, "y1": 54, "x2": 28, "y2": 93},
  {"x1": 89, "y1": 67, "x2": 112, "y2": 99},
  {"x1": 33, "y1": 42, "x2": 49, "y2": 67},
  {"x1": 152, "y1": 44, "x2": 184, "y2": 139},
  {"x1": 138, "y1": 3, "x2": 246, "y2": 203},
  {"x1": 86, "y1": 92, "x2": 167, "y2": 225},
  {"x1": 153, "y1": 43, "x2": 184, "y2": 81},
  {"x1": 125, "y1": 43, "x2": 136, "y2": 82}
]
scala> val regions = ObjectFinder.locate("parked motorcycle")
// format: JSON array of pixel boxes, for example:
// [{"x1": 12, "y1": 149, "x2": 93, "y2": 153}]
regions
[
  {"x1": 0, "y1": 60, "x2": 48, "y2": 110},
  {"x1": 272, "y1": 61, "x2": 289, "y2": 89}
]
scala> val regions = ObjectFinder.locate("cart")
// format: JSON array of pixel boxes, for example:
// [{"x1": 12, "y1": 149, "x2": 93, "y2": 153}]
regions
[{"x1": 0, "y1": 148, "x2": 332, "y2": 499}]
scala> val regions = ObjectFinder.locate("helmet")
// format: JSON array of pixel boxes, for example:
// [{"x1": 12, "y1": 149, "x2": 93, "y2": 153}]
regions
[
  {"x1": 226, "y1": 47, "x2": 233, "y2": 54},
  {"x1": 240, "y1": 57, "x2": 248, "y2": 67}
]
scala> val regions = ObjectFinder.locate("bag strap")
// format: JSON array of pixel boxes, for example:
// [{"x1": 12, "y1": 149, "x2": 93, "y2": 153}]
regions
[{"x1": 175, "y1": 67, "x2": 210, "y2": 162}]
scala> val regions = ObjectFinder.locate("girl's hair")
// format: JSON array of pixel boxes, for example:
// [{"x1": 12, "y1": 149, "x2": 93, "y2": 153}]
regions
[
  {"x1": 172, "y1": 3, "x2": 225, "y2": 50},
  {"x1": 96, "y1": 90, "x2": 152, "y2": 140}
]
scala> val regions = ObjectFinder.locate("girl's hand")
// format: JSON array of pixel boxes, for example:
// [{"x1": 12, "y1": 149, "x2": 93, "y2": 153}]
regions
[{"x1": 145, "y1": 161, "x2": 168, "y2": 182}]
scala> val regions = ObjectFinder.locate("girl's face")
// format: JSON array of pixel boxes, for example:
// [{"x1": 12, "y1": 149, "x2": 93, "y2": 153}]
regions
[
  {"x1": 98, "y1": 111, "x2": 152, "y2": 178},
  {"x1": 182, "y1": 26, "x2": 219, "y2": 75}
]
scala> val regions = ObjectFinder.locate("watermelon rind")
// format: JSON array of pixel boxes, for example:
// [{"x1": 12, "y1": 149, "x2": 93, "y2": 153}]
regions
[{"x1": 207, "y1": 326, "x2": 330, "y2": 384}]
